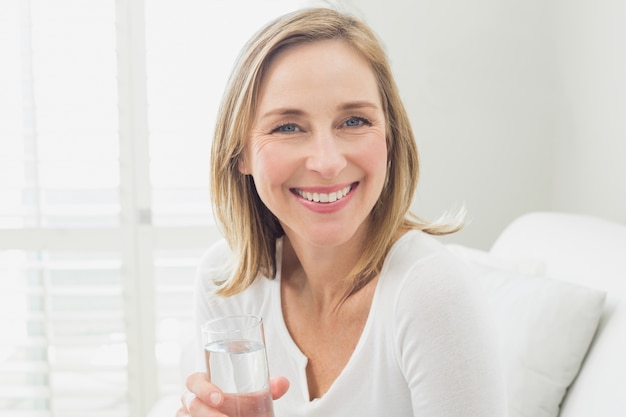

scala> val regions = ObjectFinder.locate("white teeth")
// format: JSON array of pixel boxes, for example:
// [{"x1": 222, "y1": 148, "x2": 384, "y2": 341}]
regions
[{"x1": 296, "y1": 185, "x2": 352, "y2": 203}]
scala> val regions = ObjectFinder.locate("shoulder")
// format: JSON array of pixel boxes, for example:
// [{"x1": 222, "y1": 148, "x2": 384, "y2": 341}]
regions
[
  {"x1": 381, "y1": 230, "x2": 483, "y2": 329},
  {"x1": 380, "y1": 232, "x2": 507, "y2": 416},
  {"x1": 198, "y1": 238, "x2": 234, "y2": 274},
  {"x1": 194, "y1": 239, "x2": 235, "y2": 299},
  {"x1": 194, "y1": 238, "x2": 275, "y2": 316},
  {"x1": 384, "y1": 230, "x2": 475, "y2": 287}
]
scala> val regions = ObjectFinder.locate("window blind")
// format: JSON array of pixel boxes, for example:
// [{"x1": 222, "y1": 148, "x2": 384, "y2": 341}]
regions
[
  {"x1": 0, "y1": 251, "x2": 128, "y2": 417},
  {"x1": 153, "y1": 249, "x2": 202, "y2": 396},
  {"x1": 1, "y1": 0, "x2": 120, "y2": 229},
  {"x1": 0, "y1": 1, "x2": 129, "y2": 416}
]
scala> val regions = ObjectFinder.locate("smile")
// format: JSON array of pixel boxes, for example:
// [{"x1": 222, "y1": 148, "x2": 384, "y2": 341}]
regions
[{"x1": 294, "y1": 184, "x2": 353, "y2": 203}]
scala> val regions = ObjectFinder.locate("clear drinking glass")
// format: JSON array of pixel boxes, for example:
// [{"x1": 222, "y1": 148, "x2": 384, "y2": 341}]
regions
[{"x1": 201, "y1": 315, "x2": 275, "y2": 417}]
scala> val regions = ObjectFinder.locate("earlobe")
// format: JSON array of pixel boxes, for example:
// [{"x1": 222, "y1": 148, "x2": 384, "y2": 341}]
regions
[{"x1": 237, "y1": 157, "x2": 249, "y2": 175}]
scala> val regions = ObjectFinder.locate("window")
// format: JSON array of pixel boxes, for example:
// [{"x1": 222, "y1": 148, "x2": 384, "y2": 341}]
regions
[{"x1": 0, "y1": 1, "x2": 323, "y2": 416}]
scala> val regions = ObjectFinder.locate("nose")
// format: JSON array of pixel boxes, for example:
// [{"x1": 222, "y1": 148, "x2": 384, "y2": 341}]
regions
[{"x1": 305, "y1": 130, "x2": 347, "y2": 179}]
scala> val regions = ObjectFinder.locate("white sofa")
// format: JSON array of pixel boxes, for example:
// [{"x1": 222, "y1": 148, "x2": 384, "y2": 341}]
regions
[
  {"x1": 483, "y1": 211, "x2": 626, "y2": 417},
  {"x1": 147, "y1": 211, "x2": 626, "y2": 417}
]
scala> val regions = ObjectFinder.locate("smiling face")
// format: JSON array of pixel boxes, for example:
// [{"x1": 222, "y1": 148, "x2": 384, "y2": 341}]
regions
[{"x1": 241, "y1": 39, "x2": 388, "y2": 249}]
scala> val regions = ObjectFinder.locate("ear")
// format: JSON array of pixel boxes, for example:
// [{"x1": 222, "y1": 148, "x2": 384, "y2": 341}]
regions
[{"x1": 237, "y1": 155, "x2": 249, "y2": 175}]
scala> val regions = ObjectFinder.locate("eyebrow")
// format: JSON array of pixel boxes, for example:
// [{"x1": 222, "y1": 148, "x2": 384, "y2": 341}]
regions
[
  {"x1": 259, "y1": 108, "x2": 307, "y2": 119},
  {"x1": 337, "y1": 101, "x2": 380, "y2": 111},
  {"x1": 259, "y1": 101, "x2": 380, "y2": 120}
]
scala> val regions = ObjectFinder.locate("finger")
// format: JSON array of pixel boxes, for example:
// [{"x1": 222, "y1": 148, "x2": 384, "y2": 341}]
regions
[
  {"x1": 175, "y1": 406, "x2": 190, "y2": 417},
  {"x1": 185, "y1": 372, "x2": 224, "y2": 408},
  {"x1": 181, "y1": 389, "x2": 227, "y2": 417},
  {"x1": 181, "y1": 390, "x2": 195, "y2": 411},
  {"x1": 269, "y1": 376, "x2": 290, "y2": 400}
]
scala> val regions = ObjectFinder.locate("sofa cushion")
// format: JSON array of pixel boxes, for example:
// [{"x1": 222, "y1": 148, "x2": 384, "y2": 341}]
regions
[
  {"x1": 448, "y1": 244, "x2": 605, "y2": 417},
  {"x1": 489, "y1": 211, "x2": 626, "y2": 417}
]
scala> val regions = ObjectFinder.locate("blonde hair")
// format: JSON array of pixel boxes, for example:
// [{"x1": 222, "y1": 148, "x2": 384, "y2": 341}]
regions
[{"x1": 210, "y1": 7, "x2": 462, "y2": 296}]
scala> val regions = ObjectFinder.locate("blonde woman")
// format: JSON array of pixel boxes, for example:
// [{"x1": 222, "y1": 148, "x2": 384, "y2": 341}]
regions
[{"x1": 178, "y1": 7, "x2": 505, "y2": 417}]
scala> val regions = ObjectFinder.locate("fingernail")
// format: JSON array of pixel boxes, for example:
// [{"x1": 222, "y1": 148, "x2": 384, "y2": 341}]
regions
[{"x1": 209, "y1": 391, "x2": 221, "y2": 405}]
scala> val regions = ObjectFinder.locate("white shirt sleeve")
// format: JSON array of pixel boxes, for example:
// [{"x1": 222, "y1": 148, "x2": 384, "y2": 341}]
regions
[{"x1": 392, "y1": 248, "x2": 507, "y2": 416}]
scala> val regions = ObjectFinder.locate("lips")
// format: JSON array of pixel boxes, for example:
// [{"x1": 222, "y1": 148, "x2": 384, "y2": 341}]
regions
[{"x1": 293, "y1": 184, "x2": 354, "y2": 203}]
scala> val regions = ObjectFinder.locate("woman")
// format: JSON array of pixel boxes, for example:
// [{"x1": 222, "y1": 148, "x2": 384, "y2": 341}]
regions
[{"x1": 178, "y1": 7, "x2": 506, "y2": 417}]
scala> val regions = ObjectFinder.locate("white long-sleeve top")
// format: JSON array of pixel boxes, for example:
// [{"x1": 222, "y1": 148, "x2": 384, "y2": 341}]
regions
[{"x1": 193, "y1": 230, "x2": 507, "y2": 416}]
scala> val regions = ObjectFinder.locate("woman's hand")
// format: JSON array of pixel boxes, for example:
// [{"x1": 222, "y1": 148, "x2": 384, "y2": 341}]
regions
[{"x1": 176, "y1": 372, "x2": 289, "y2": 416}]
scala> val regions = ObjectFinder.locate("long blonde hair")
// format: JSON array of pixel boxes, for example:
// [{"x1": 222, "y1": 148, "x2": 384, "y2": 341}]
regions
[{"x1": 210, "y1": 7, "x2": 462, "y2": 296}]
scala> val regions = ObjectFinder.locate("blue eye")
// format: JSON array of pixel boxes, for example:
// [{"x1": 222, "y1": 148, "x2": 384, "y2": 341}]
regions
[
  {"x1": 273, "y1": 123, "x2": 299, "y2": 133},
  {"x1": 344, "y1": 117, "x2": 370, "y2": 127}
]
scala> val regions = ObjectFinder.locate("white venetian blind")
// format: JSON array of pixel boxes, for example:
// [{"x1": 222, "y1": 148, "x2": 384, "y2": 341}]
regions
[
  {"x1": 0, "y1": 1, "x2": 120, "y2": 229},
  {"x1": 0, "y1": 1, "x2": 127, "y2": 416},
  {"x1": 0, "y1": 251, "x2": 127, "y2": 417}
]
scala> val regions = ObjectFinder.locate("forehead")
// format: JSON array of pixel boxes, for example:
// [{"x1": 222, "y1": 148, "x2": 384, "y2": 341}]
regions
[
  {"x1": 256, "y1": 39, "x2": 381, "y2": 108},
  {"x1": 269, "y1": 37, "x2": 368, "y2": 65}
]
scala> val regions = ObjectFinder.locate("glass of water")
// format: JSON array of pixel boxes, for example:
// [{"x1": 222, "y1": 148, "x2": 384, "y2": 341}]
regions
[{"x1": 201, "y1": 315, "x2": 275, "y2": 417}]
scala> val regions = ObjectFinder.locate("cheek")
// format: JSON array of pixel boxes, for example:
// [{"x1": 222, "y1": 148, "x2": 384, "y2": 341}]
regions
[
  {"x1": 359, "y1": 138, "x2": 388, "y2": 179},
  {"x1": 249, "y1": 144, "x2": 294, "y2": 188}
]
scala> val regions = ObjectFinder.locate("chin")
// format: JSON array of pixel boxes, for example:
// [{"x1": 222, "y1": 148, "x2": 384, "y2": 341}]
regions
[{"x1": 303, "y1": 224, "x2": 364, "y2": 249}]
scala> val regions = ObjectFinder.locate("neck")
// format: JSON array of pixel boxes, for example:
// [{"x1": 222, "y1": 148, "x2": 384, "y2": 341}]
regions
[{"x1": 281, "y1": 229, "x2": 367, "y2": 314}]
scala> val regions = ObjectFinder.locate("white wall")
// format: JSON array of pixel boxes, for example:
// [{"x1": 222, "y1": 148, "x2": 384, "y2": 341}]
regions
[
  {"x1": 346, "y1": 0, "x2": 625, "y2": 249},
  {"x1": 552, "y1": 0, "x2": 626, "y2": 224}
]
